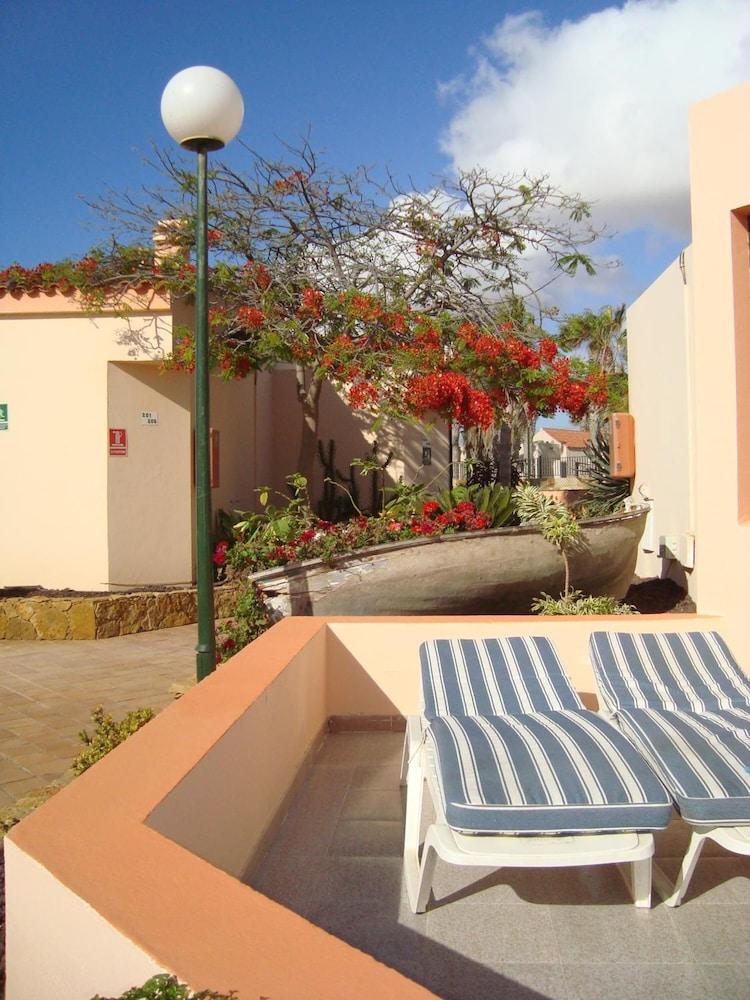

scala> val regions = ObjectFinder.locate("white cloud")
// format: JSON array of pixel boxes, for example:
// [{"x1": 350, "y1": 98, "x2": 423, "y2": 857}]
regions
[{"x1": 441, "y1": 1, "x2": 750, "y2": 239}]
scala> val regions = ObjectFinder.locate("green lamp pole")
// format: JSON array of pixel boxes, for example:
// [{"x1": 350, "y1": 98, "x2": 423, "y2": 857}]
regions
[{"x1": 161, "y1": 66, "x2": 244, "y2": 680}]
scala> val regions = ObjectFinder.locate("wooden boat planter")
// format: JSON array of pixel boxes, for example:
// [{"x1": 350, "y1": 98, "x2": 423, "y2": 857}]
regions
[{"x1": 249, "y1": 505, "x2": 649, "y2": 617}]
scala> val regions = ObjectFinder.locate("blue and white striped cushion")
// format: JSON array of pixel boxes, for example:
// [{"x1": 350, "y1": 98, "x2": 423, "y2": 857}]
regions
[
  {"x1": 590, "y1": 631, "x2": 750, "y2": 713},
  {"x1": 617, "y1": 709, "x2": 750, "y2": 824},
  {"x1": 428, "y1": 711, "x2": 672, "y2": 834},
  {"x1": 420, "y1": 636, "x2": 583, "y2": 720}
]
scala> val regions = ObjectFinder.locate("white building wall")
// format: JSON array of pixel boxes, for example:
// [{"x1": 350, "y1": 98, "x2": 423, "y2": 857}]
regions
[{"x1": 626, "y1": 250, "x2": 695, "y2": 589}]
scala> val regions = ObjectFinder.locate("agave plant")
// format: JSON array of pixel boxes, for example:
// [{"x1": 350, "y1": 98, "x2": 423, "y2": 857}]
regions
[{"x1": 579, "y1": 422, "x2": 631, "y2": 516}]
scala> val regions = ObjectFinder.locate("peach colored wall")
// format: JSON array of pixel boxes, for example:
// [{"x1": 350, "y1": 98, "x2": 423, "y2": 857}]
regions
[
  {"x1": 326, "y1": 614, "x2": 723, "y2": 715},
  {"x1": 0, "y1": 294, "x2": 173, "y2": 591},
  {"x1": 685, "y1": 83, "x2": 750, "y2": 660},
  {"x1": 5, "y1": 839, "x2": 164, "y2": 1000},
  {"x1": 107, "y1": 363, "x2": 193, "y2": 587},
  {"x1": 207, "y1": 373, "x2": 258, "y2": 520},
  {"x1": 624, "y1": 81, "x2": 750, "y2": 664},
  {"x1": 626, "y1": 251, "x2": 695, "y2": 588},
  {"x1": 268, "y1": 367, "x2": 450, "y2": 513},
  {"x1": 147, "y1": 625, "x2": 328, "y2": 877}
]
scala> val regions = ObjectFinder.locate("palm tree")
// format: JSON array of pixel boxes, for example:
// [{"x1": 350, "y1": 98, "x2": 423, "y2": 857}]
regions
[{"x1": 557, "y1": 304, "x2": 628, "y2": 430}]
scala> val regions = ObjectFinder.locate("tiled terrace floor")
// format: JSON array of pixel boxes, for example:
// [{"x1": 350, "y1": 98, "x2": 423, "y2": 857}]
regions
[
  {"x1": 249, "y1": 732, "x2": 750, "y2": 1000},
  {"x1": 0, "y1": 625, "x2": 196, "y2": 806}
]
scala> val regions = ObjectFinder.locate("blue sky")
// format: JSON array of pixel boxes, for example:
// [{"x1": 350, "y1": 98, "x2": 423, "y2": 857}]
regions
[{"x1": 3, "y1": 0, "x2": 750, "y2": 316}]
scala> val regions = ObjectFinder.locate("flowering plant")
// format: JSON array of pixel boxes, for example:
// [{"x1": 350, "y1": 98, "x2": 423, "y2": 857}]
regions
[{"x1": 224, "y1": 475, "x2": 515, "y2": 576}]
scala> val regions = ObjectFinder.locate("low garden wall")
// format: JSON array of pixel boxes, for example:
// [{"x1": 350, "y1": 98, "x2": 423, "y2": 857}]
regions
[{"x1": 0, "y1": 584, "x2": 240, "y2": 640}]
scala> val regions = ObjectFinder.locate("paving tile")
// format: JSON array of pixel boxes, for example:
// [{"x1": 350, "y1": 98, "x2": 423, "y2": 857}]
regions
[
  {"x1": 248, "y1": 852, "x2": 328, "y2": 920},
  {"x1": 697, "y1": 962, "x2": 750, "y2": 1000},
  {"x1": 561, "y1": 962, "x2": 709, "y2": 1000},
  {"x1": 549, "y1": 902, "x2": 689, "y2": 964},
  {"x1": 426, "y1": 900, "x2": 560, "y2": 965},
  {"x1": 418, "y1": 952, "x2": 554, "y2": 1000},
  {"x1": 669, "y1": 903, "x2": 750, "y2": 962},
  {"x1": 350, "y1": 761, "x2": 402, "y2": 789},
  {"x1": 329, "y1": 819, "x2": 403, "y2": 857},
  {"x1": 340, "y1": 787, "x2": 404, "y2": 821}
]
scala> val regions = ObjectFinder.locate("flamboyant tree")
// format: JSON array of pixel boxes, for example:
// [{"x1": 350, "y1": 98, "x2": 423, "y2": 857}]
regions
[{"x1": 1, "y1": 140, "x2": 610, "y2": 482}]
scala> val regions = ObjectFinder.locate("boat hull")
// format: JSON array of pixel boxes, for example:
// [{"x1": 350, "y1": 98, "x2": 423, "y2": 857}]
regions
[{"x1": 249, "y1": 506, "x2": 648, "y2": 617}]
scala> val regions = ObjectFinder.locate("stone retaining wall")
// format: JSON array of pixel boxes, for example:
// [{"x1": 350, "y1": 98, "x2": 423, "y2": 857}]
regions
[{"x1": 0, "y1": 584, "x2": 240, "y2": 640}]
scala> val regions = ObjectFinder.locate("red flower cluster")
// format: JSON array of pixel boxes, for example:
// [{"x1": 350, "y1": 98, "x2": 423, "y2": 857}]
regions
[
  {"x1": 236, "y1": 306, "x2": 266, "y2": 329},
  {"x1": 405, "y1": 372, "x2": 494, "y2": 429},
  {"x1": 207, "y1": 229, "x2": 223, "y2": 245},
  {"x1": 422, "y1": 498, "x2": 492, "y2": 532},
  {"x1": 348, "y1": 380, "x2": 379, "y2": 409},
  {"x1": 299, "y1": 286, "x2": 324, "y2": 319},
  {"x1": 349, "y1": 294, "x2": 383, "y2": 322}
]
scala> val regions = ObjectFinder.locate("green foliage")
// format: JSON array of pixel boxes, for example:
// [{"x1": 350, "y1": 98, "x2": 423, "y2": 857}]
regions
[
  {"x1": 73, "y1": 706, "x2": 154, "y2": 775},
  {"x1": 232, "y1": 474, "x2": 315, "y2": 556},
  {"x1": 531, "y1": 590, "x2": 637, "y2": 616},
  {"x1": 578, "y1": 422, "x2": 631, "y2": 516},
  {"x1": 435, "y1": 483, "x2": 517, "y2": 527},
  {"x1": 380, "y1": 479, "x2": 431, "y2": 518},
  {"x1": 91, "y1": 972, "x2": 237, "y2": 1000},
  {"x1": 216, "y1": 583, "x2": 274, "y2": 663},
  {"x1": 514, "y1": 484, "x2": 580, "y2": 549},
  {"x1": 514, "y1": 484, "x2": 581, "y2": 595}
]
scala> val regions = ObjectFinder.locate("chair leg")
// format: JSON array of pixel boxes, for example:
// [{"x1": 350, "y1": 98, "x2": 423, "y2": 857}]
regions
[
  {"x1": 665, "y1": 830, "x2": 707, "y2": 907},
  {"x1": 399, "y1": 729, "x2": 409, "y2": 787},
  {"x1": 414, "y1": 828, "x2": 439, "y2": 914},
  {"x1": 631, "y1": 856, "x2": 652, "y2": 908},
  {"x1": 403, "y1": 734, "x2": 426, "y2": 913}
]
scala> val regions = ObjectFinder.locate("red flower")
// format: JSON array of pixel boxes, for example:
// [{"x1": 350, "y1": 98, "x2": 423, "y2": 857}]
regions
[
  {"x1": 422, "y1": 500, "x2": 440, "y2": 518},
  {"x1": 299, "y1": 286, "x2": 324, "y2": 319},
  {"x1": 213, "y1": 540, "x2": 229, "y2": 566},
  {"x1": 236, "y1": 306, "x2": 266, "y2": 329},
  {"x1": 207, "y1": 228, "x2": 223, "y2": 245}
]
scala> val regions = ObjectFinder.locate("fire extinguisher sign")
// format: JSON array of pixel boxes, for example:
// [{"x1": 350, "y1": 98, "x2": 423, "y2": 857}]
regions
[{"x1": 109, "y1": 428, "x2": 128, "y2": 456}]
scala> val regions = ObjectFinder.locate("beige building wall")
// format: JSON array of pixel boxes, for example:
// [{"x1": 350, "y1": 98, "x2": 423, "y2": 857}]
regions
[
  {"x1": 106, "y1": 363, "x2": 193, "y2": 587},
  {"x1": 626, "y1": 81, "x2": 750, "y2": 662},
  {"x1": 687, "y1": 82, "x2": 750, "y2": 657},
  {"x1": 268, "y1": 367, "x2": 450, "y2": 514},
  {"x1": 626, "y1": 250, "x2": 695, "y2": 587},
  {"x1": 0, "y1": 293, "x2": 173, "y2": 591},
  {"x1": 107, "y1": 365, "x2": 257, "y2": 588}
]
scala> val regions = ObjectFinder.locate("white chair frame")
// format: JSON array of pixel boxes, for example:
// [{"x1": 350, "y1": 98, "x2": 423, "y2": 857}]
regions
[
  {"x1": 401, "y1": 715, "x2": 656, "y2": 914},
  {"x1": 653, "y1": 824, "x2": 750, "y2": 907}
]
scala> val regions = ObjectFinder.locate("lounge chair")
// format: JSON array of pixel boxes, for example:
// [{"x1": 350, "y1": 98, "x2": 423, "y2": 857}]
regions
[
  {"x1": 402, "y1": 635, "x2": 672, "y2": 913},
  {"x1": 589, "y1": 630, "x2": 750, "y2": 906}
]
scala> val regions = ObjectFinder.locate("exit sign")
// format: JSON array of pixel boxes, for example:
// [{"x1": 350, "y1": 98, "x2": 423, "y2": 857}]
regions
[{"x1": 109, "y1": 428, "x2": 127, "y2": 456}]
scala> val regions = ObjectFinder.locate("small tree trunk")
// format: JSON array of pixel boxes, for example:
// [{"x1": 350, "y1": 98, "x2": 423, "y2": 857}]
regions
[{"x1": 295, "y1": 366, "x2": 323, "y2": 484}]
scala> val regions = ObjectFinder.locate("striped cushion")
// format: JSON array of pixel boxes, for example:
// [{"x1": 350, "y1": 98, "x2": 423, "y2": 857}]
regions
[
  {"x1": 590, "y1": 631, "x2": 750, "y2": 713},
  {"x1": 428, "y1": 711, "x2": 672, "y2": 834},
  {"x1": 420, "y1": 636, "x2": 583, "y2": 720},
  {"x1": 618, "y1": 709, "x2": 750, "y2": 824}
]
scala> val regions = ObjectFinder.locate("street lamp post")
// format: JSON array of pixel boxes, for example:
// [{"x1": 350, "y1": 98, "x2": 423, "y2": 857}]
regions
[{"x1": 160, "y1": 66, "x2": 244, "y2": 681}]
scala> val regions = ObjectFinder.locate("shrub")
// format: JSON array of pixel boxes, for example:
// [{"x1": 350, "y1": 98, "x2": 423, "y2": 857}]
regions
[
  {"x1": 73, "y1": 706, "x2": 154, "y2": 775},
  {"x1": 91, "y1": 973, "x2": 237, "y2": 1000},
  {"x1": 216, "y1": 582, "x2": 274, "y2": 663},
  {"x1": 532, "y1": 590, "x2": 637, "y2": 615}
]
